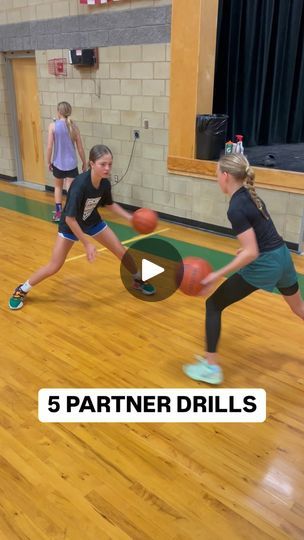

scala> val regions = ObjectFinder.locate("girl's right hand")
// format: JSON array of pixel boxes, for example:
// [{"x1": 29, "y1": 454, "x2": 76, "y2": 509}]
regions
[
  {"x1": 48, "y1": 163, "x2": 53, "y2": 171},
  {"x1": 201, "y1": 271, "x2": 221, "y2": 288},
  {"x1": 85, "y1": 243, "x2": 97, "y2": 262}
]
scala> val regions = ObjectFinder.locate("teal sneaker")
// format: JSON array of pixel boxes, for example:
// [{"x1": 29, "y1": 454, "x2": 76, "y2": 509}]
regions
[
  {"x1": 132, "y1": 279, "x2": 156, "y2": 295},
  {"x1": 8, "y1": 285, "x2": 28, "y2": 310},
  {"x1": 183, "y1": 356, "x2": 223, "y2": 384}
]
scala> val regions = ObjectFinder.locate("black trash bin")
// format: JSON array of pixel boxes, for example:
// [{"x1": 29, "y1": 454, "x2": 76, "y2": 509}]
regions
[{"x1": 196, "y1": 114, "x2": 228, "y2": 160}]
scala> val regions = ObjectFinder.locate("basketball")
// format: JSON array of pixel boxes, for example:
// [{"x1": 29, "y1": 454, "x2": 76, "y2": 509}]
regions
[
  {"x1": 132, "y1": 208, "x2": 158, "y2": 234},
  {"x1": 178, "y1": 256, "x2": 212, "y2": 296}
]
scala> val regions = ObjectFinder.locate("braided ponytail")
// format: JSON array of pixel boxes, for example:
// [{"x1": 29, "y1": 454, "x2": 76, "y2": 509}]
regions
[
  {"x1": 218, "y1": 154, "x2": 269, "y2": 220},
  {"x1": 243, "y1": 166, "x2": 269, "y2": 219}
]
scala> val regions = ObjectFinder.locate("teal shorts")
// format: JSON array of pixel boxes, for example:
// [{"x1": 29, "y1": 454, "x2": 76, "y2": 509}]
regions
[{"x1": 239, "y1": 244, "x2": 298, "y2": 292}]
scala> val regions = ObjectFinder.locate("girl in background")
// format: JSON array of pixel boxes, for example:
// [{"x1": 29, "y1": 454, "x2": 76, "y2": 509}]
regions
[{"x1": 47, "y1": 101, "x2": 86, "y2": 222}]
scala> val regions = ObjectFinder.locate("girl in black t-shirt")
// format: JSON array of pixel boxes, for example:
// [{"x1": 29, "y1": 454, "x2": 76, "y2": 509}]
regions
[
  {"x1": 183, "y1": 154, "x2": 304, "y2": 385},
  {"x1": 9, "y1": 145, "x2": 155, "y2": 310}
]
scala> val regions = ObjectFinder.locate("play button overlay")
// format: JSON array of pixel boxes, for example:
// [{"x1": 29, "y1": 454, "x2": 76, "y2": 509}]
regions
[
  {"x1": 120, "y1": 237, "x2": 183, "y2": 302},
  {"x1": 142, "y1": 259, "x2": 164, "y2": 281}
]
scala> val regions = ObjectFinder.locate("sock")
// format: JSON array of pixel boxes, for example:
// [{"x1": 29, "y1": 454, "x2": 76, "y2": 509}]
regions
[
  {"x1": 20, "y1": 280, "x2": 32, "y2": 293},
  {"x1": 132, "y1": 271, "x2": 141, "y2": 281},
  {"x1": 55, "y1": 203, "x2": 62, "y2": 213}
]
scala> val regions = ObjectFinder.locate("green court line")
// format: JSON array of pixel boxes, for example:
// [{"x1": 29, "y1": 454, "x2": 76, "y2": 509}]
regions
[
  {"x1": 0, "y1": 190, "x2": 136, "y2": 242},
  {"x1": 1, "y1": 189, "x2": 303, "y2": 294},
  {"x1": 1, "y1": 190, "x2": 54, "y2": 222},
  {"x1": 0, "y1": 189, "x2": 233, "y2": 265}
]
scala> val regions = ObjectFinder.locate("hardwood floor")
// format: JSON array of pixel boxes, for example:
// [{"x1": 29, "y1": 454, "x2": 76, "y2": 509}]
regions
[{"x1": 0, "y1": 182, "x2": 303, "y2": 539}]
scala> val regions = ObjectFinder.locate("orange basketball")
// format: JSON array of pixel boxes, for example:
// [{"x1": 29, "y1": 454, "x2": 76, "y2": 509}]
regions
[
  {"x1": 132, "y1": 208, "x2": 158, "y2": 234},
  {"x1": 179, "y1": 256, "x2": 212, "y2": 296}
]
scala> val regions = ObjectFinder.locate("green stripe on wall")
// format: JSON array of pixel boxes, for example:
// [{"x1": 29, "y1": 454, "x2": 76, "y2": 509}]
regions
[{"x1": 1, "y1": 189, "x2": 303, "y2": 294}]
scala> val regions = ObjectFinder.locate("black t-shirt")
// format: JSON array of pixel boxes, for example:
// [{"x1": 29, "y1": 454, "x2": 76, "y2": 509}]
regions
[
  {"x1": 227, "y1": 187, "x2": 284, "y2": 252},
  {"x1": 59, "y1": 170, "x2": 113, "y2": 235}
]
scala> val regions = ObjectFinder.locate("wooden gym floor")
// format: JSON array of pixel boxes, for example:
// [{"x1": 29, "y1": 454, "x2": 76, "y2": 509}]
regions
[{"x1": 0, "y1": 180, "x2": 303, "y2": 540}]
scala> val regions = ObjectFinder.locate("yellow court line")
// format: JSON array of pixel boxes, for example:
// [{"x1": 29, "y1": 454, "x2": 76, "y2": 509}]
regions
[{"x1": 66, "y1": 227, "x2": 170, "y2": 263}]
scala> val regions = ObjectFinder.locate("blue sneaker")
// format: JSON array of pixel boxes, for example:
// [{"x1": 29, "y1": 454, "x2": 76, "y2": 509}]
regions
[
  {"x1": 183, "y1": 355, "x2": 223, "y2": 384},
  {"x1": 132, "y1": 279, "x2": 156, "y2": 295}
]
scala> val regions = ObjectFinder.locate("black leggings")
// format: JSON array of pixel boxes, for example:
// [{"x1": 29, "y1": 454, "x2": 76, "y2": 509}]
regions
[{"x1": 205, "y1": 273, "x2": 258, "y2": 353}]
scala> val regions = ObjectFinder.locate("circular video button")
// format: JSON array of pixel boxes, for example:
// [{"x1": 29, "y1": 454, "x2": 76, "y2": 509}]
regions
[{"x1": 120, "y1": 237, "x2": 183, "y2": 302}]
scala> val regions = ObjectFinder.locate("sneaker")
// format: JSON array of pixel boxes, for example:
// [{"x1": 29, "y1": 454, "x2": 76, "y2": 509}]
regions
[
  {"x1": 132, "y1": 279, "x2": 156, "y2": 295},
  {"x1": 52, "y1": 211, "x2": 61, "y2": 222},
  {"x1": 183, "y1": 356, "x2": 223, "y2": 384},
  {"x1": 9, "y1": 285, "x2": 28, "y2": 310}
]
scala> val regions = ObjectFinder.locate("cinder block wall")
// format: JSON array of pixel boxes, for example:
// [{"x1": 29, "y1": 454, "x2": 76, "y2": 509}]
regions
[
  {"x1": 0, "y1": 0, "x2": 303, "y2": 245},
  {"x1": 36, "y1": 43, "x2": 175, "y2": 216}
]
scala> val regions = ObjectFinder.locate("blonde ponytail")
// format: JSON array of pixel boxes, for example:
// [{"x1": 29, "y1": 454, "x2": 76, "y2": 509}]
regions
[
  {"x1": 65, "y1": 116, "x2": 77, "y2": 143},
  {"x1": 243, "y1": 167, "x2": 268, "y2": 219},
  {"x1": 57, "y1": 101, "x2": 77, "y2": 142}
]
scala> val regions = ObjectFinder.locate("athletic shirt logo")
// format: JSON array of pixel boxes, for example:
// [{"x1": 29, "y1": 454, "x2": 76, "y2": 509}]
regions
[{"x1": 83, "y1": 197, "x2": 101, "y2": 220}]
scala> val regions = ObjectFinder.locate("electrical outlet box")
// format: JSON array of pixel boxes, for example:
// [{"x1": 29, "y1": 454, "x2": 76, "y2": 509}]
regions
[
  {"x1": 133, "y1": 130, "x2": 140, "y2": 139},
  {"x1": 143, "y1": 119, "x2": 149, "y2": 129},
  {"x1": 113, "y1": 175, "x2": 119, "y2": 183}
]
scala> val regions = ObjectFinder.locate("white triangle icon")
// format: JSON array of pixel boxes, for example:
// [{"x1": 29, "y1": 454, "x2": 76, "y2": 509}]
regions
[{"x1": 142, "y1": 258, "x2": 164, "y2": 281}]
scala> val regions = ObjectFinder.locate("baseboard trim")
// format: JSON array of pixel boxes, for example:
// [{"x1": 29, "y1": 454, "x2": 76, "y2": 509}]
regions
[
  {"x1": 0, "y1": 174, "x2": 17, "y2": 182},
  {"x1": 46, "y1": 184, "x2": 67, "y2": 195}
]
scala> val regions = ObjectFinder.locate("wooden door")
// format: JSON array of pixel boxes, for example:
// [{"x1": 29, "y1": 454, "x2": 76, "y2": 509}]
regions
[{"x1": 11, "y1": 57, "x2": 45, "y2": 185}]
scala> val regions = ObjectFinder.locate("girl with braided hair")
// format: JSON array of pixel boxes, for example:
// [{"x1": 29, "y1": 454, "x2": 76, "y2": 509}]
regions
[{"x1": 183, "y1": 153, "x2": 304, "y2": 384}]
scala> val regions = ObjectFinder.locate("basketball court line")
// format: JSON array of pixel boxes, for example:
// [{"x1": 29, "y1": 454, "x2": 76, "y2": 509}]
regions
[{"x1": 66, "y1": 227, "x2": 171, "y2": 263}]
